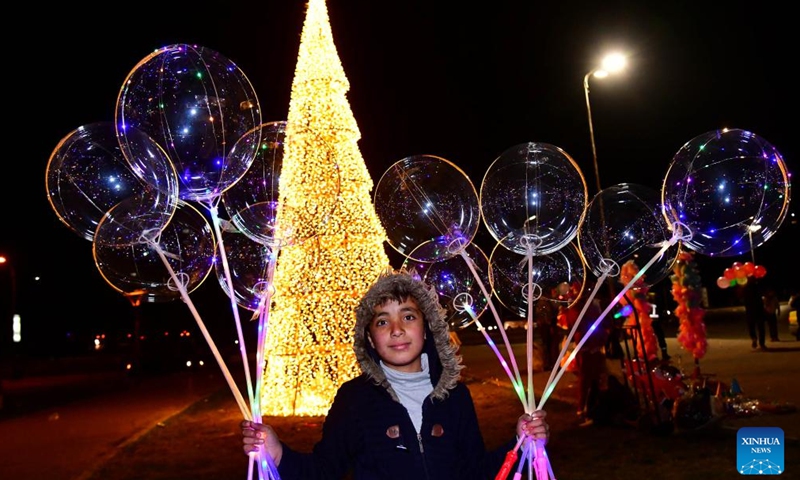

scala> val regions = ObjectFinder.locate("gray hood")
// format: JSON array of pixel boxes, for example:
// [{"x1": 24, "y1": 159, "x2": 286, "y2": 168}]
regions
[{"x1": 353, "y1": 269, "x2": 463, "y2": 401}]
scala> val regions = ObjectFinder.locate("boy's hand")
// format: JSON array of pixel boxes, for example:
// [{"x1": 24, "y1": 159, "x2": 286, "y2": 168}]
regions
[
  {"x1": 241, "y1": 420, "x2": 283, "y2": 465},
  {"x1": 517, "y1": 410, "x2": 549, "y2": 444}
]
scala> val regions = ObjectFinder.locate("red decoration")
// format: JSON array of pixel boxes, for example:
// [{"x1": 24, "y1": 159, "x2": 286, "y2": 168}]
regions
[
  {"x1": 670, "y1": 250, "x2": 707, "y2": 361},
  {"x1": 619, "y1": 260, "x2": 658, "y2": 362}
]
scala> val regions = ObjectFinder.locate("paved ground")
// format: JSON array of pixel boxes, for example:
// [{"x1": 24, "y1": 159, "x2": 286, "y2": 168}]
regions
[
  {"x1": 464, "y1": 309, "x2": 800, "y2": 439},
  {"x1": 0, "y1": 304, "x2": 797, "y2": 480},
  {"x1": 0, "y1": 371, "x2": 224, "y2": 480}
]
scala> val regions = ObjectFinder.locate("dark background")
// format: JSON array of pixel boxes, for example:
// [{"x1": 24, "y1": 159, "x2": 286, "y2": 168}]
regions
[{"x1": 1, "y1": 1, "x2": 797, "y2": 357}]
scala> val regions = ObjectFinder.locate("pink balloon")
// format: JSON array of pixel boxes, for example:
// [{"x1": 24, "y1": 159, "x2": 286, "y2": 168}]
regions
[{"x1": 716, "y1": 276, "x2": 730, "y2": 289}]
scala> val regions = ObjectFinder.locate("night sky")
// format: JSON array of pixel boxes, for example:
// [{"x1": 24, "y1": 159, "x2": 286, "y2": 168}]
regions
[{"x1": 2, "y1": 1, "x2": 797, "y2": 352}]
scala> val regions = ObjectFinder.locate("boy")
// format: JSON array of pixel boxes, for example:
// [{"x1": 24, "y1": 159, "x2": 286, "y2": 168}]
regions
[{"x1": 241, "y1": 269, "x2": 549, "y2": 479}]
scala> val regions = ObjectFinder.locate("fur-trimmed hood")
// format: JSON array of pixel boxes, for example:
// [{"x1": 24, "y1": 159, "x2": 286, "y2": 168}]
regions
[{"x1": 353, "y1": 269, "x2": 463, "y2": 401}]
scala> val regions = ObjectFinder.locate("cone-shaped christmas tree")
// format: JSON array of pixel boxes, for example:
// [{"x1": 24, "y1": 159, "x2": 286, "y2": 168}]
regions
[{"x1": 261, "y1": 0, "x2": 391, "y2": 416}]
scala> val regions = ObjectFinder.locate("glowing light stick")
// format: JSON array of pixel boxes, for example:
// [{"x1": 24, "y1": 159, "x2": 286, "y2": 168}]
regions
[
  {"x1": 459, "y1": 247, "x2": 526, "y2": 394},
  {"x1": 152, "y1": 241, "x2": 281, "y2": 480},
  {"x1": 460, "y1": 302, "x2": 526, "y2": 407}
]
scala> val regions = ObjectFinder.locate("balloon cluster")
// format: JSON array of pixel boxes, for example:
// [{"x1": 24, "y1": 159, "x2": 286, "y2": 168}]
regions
[
  {"x1": 45, "y1": 44, "x2": 275, "y2": 305},
  {"x1": 715, "y1": 261, "x2": 767, "y2": 289},
  {"x1": 45, "y1": 43, "x2": 282, "y2": 480}
]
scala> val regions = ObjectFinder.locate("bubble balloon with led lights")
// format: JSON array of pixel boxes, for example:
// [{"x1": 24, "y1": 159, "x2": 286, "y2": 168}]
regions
[
  {"x1": 403, "y1": 242, "x2": 490, "y2": 329},
  {"x1": 662, "y1": 128, "x2": 791, "y2": 257},
  {"x1": 480, "y1": 142, "x2": 588, "y2": 256},
  {"x1": 490, "y1": 239, "x2": 586, "y2": 317},
  {"x1": 579, "y1": 183, "x2": 681, "y2": 287},
  {"x1": 221, "y1": 121, "x2": 286, "y2": 246},
  {"x1": 375, "y1": 154, "x2": 480, "y2": 263},
  {"x1": 116, "y1": 43, "x2": 262, "y2": 203},
  {"x1": 45, "y1": 122, "x2": 179, "y2": 242},
  {"x1": 222, "y1": 121, "x2": 341, "y2": 247},
  {"x1": 215, "y1": 228, "x2": 275, "y2": 312},
  {"x1": 93, "y1": 199, "x2": 216, "y2": 303}
]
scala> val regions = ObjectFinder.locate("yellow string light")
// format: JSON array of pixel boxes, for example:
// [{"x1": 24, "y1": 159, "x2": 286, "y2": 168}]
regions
[{"x1": 260, "y1": 0, "x2": 391, "y2": 416}]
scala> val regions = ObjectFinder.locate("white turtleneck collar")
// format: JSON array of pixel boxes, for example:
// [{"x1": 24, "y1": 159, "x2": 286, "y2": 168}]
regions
[{"x1": 381, "y1": 353, "x2": 433, "y2": 433}]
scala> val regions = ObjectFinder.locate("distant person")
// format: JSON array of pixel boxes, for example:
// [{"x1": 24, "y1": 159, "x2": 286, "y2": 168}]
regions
[
  {"x1": 570, "y1": 291, "x2": 611, "y2": 427},
  {"x1": 741, "y1": 279, "x2": 767, "y2": 350},
  {"x1": 790, "y1": 289, "x2": 800, "y2": 312},
  {"x1": 240, "y1": 269, "x2": 549, "y2": 479},
  {"x1": 790, "y1": 289, "x2": 800, "y2": 341},
  {"x1": 762, "y1": 285, "x2": 780, "y2": 342},
  {"x1": 534, "y1": 293, "x2": 559, "y2": 371}
]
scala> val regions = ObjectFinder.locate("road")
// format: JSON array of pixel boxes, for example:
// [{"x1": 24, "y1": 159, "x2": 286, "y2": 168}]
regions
[
  {"x1": 0, "y1": 370, "x2": 227, "y2": 480},
  {"x1": 0, "y1": 306, "x2": 797, "y2": 480}
]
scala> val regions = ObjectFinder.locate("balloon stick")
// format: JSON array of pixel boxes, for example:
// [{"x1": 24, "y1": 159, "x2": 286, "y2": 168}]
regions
[
  {"x1": 252, "y1": 247, "x2": 281, "y2": 480},
  {"x1": 494, "y1": 435, "x2": 524, "y2": 480},
  {"x1": 538, "y1": 232, "x2": 681, "y2": 408},
  {"x1": 512, "y1": 439, "x2": 531, "y2": 480},
  {"x1": 155, "y1": 239, "x2": 281, "y2": 480},
  {"x1": 464, "y1": 308, "x2": 526, "y2": 408},
  {"x1": 152, "y1": 243, "x2": 251, "y2": 418},
  {"x1": 541, "y1": 270, "x2": 608, "y2": 399},
  {"x1": 525, "y1": 252, "x2": 536, "y2": 412},
  {"x1": 533, "y1": 438, "x2": 550, "y2": 480},
  {"x1": 459, "y1": 249, "x2": 526, "y2": 404},
  {"x1": 208, "y1": 205, "x2": 256, "y2": 409}
]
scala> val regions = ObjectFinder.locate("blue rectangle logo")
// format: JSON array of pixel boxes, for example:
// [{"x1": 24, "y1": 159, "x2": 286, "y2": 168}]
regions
[{"x1": 737, "y1": 427, "x2": 784, "y2": 475}]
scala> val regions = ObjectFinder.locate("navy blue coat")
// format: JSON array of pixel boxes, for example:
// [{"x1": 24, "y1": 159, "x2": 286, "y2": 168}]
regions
[{"x1": 278, "y1": 374, "x2": 516, "y2": 479}]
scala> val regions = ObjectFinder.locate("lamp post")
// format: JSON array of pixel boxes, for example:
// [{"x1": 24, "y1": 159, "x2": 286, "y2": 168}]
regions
[
  {"x1": 583, "y1": 52, "x2": 627, "y2": 195},
  {"x1": 0, "y1": 255, "x2": 15, "y2": 327},
  {"x1": 583, "y1": 53, "x2": 627, "y2": 304},
  {"x1": 0, "y1": 255, "x2": 15, "y2": 408}
]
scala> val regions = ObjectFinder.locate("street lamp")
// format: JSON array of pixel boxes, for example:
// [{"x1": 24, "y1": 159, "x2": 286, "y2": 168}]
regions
[
  {"x1": 583, "y1": 52, "x2": 627, "y2": 194},
  {"x1": 0, "y1": 256, "x2": 15, "y2": 324}
]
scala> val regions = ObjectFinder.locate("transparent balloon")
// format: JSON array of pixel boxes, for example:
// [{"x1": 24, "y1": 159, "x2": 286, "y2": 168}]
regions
[
  {"x1": 662, "y1": 128, "x2": 791, "y2": 257},
  {"x1": 579, "y1": 183, "x2": 680, "y2": 287},
  {"x1": 403, "y1": 242, "x2": 490, "y2": 329},
  {"x1": 93, "y1": 200, "x2": 216, "y2": 303},
  {"x1": 490, "y1": 238, "x2": 586, "y2": 317},
  {"x1": 116, "y1": 44, "x2": 262, "y2": 202},
  {"x1": 215, "y1": 228, "x2": 275, "y2": 311},
  {"x1": 480, "y1": 142, "x2": 588, "y2": 255},
  {"x1": 45, "y1": 122, "x2": 178, "y2": 242},
  {"x1": 375, "y1": 155, "x2": 480, "y2": 263},
  {"x1": 222, "y1": 121, "x2": 286, "y2": 245}
]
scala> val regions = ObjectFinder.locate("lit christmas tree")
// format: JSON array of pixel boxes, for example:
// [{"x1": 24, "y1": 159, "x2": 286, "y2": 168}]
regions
[{"x1": 260, "y1": 0, "x2": 392, "y2": 416}]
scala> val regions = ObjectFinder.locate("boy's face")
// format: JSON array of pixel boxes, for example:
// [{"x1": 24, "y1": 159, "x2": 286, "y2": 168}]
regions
[{"x1": 367, "y1": 297, "x2": 426, "y2": 373}]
